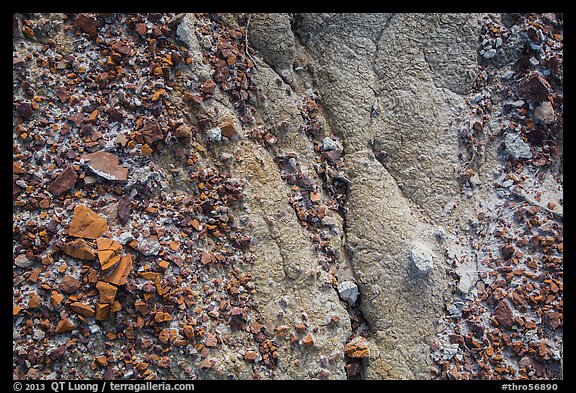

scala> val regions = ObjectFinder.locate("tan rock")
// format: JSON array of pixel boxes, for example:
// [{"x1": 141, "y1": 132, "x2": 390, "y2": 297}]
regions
[
  {"x1": 96, "y1": 237, "x2": 122, "y2": 271},
  {"x1": 70, "y1": 302, "x2": 95, "y2": 317},
  {"x1": 81, "y1": 151, "x2": 129, "y2": 181},
  {"x1": 302, "y1": 333, "x2": 315, "y2": 347},
  {"x1": 219, "y1": 122, "x2": 236, "y2": 138},
  {"x1": 50, "y1": 292, "x2": 64, "y2": 308},
  {"x1": 55, "y1": 318, "x2": 75, "y2": 334},
  {"x1": 28, "y1": 293, "x2": 41, "y2": 309},
  {"x1": 61, "y1": 238, "x2": 96, "y2": 260},
  {"x1": 67, "y1": 205, "x2": 109, "y2": 239},
  {"x1": 96, "y1": 281, "x2": 117, "y2": 304}
]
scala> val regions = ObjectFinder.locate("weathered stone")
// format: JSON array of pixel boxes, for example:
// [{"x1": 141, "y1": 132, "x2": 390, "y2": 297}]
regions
[
  {"x1": 75, "y1": 14, "x2": 98, "y2": 35},
  {"x1": 175, "y1": 124, "x2": 193, "y2": 139},
  {"x1": 67, "y1": 204, "x2": 109, "y2": 239},
  {"x1": 344, "y1": 336, "x2": 370, "y2": 358},
  {"x1": 518, "y1": 72, "x2": 551, "y2": 103},
  {"x1": 70, "y1": 302, "x2": 95, "y2": 317},
  {"x1": 96, "y1": 281, "x2": 117, "y2": 304},
  {"x1": 96, "y1": 237, "x2": 122, "y2": 271},
  {"x1": 410, "y1": 242, "x2": 435, "y2": 274},
  {"x1": 55, "y1": 318, "x2": 75, "y2": 334},
  {"x1": 47, "y1": 166, "x2": 78, "y2": 197},
  {"x1": 534, "y1": 100, "x2": 556, "y2": 124},
  {"x1": 219, "y1": 122, "x2": 236, "y2": 138},
  {"x1": 141, "y1": 121, "x2": 163, "y2": 144},
  {"x1": 116, "y1": 195, "x2": 132, "y2": 225},
  {"x1": 494, "y1": 299, "x2": 514, "y2": 329},
  {"x1": 82, "y1": 151, "x2": 129, "y2": 181},
  {"x1": 14, "y1": 254, "x2": 34, "y2": 268},
  {"x1": 15, "y1": 102, "x2": 33, "y2": 118},
  {"x1": 59, "y1": 274, "x2": 80, "y2": 294},
  {"x1": 337, "y1": 281, "x2": 358, "y2": 303},
  {"x1": 94, "y1": 302, "x2": 110, "y2": 321},
  {"x1": 504, "y1": 132, "x2": 532, "y2": 160},
  {"x1": 61, "y1": 238, "x2": 96, "y2": 260},
  {"x1": 101, "y1": 254, "x2": 132, "y2": 286}
]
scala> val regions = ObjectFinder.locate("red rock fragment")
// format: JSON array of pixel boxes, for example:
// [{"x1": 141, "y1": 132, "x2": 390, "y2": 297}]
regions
[
  {"x1": 136, "y1": 23, "x2": 147, "y2": 36},
  {"x1": 344, "y1": 336, "x2": 370, "y2": 358},
  {"x1": 140, "y1": 121, "x2": 163, "y2": 144},
  {"x1": 111, "y1": 41, "x2": 134, "y2": 56},
  {"x1": 68, "y1": 112, "x2": 85, "y2": 126},
  {"x1": 493, "y1": 299, "x2": 514, "y2": 330},
  {"x1": 96, "y1": 237, "x2": 123, "y2": 271},
  {"x1": 175, "y1": 124, "x2": 193, "y2": 139},
  {"x1": 56, "y1": 87, "x2": 70, "y2": 103},
  {"x1": 82, "y1": 151, "x2": 128, "y2": 181},
  {"x1": 198, "y1": 358, "x2": 215, "y2": 370},
  {"x1": 67, "y1": 205, "x2": 109, "y2": 239},
  {"x1": 48, "y1": 345, "x2": 67, "y2": 361},
  {"x1": 116, "y1": 195, "x2": 132, "y2": 225},
  {"x1": 59, "y1": 274, "x2": 81, "y2": 294},
  {"x1": 200, "y1": 252, "x2": 213, "y2": 265},
  {"x1": 61, "y1": 238, "x2": 96, "y2": 260},
  {"x1": 101, "y1": 254, "x2": 132, "y2": 286},
  {"x1": 94, "y1": 302, "x2": 110, "y2": 321},
  {"x1": 96, "y1": 281, "x2": 117, "y2": 304},
  {"x1": 200, "y1": 80, "x2": 217, "y2": 95},
  {"x1": 75, "y1": 14, "x2": 98, "y2": 35},
  {"x1": 70, "y1": 302, "x2": 95, "y2": 317},
  {"x1": 48, "y1": 166, "x2": 78, "y2": 197}
]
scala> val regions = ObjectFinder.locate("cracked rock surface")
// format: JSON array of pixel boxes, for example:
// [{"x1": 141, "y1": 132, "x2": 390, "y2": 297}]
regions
[{"x1": 13, "y1": 13, "x2": 562, "y2": 380}]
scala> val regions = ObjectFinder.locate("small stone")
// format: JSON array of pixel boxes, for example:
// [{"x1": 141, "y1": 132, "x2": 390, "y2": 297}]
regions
[
  {"x1": 14, "y1": 254, "x2": 34, "y2": 268},
  {"x1": 518, "y1": 72, "x2": 551, "y2": 103},
  {"x1": 75, "y1": 14, "x2": 98, "y2": 35},
  {"x1": 48, "y1": 345, "x2": 67, "y2": 361},
  {"x1": 96, "y1": 281, "x2": 117, "y2": 304},
  {"x1": 55, "y1": 318, "x2": 75, "y2": 334},
  {"x1": 175, "y1": 124, "x2": 193, "y2": 139},
  {"x1": 50, "y1": 292, "x2": 64, "y2": 308},
  {"x1": 483, "y1": 48, "x2": 497, "y2": 59},
  {"x1": 96, "y1": 237, "x2": 123, "y2": 271},
  {"x1": 61, "y1": 238, "x2": 96, "y2": 260},
  {"x1": 95, "y1": 356, "x2": 108, "y2": 367},
  {"x1": 322, "y1": 216, "x2": 337, "y2": 226},
  {"x1": 116, "y1": 195, "x2": 132, "y2": 226},
  {"x1": 140, "y1": 121, "x2": 163, "y2": 144},
  {"x1": 219, "y1": 122, "x2": 236, "y2": 138},
  {"x1": 302, "y1": 333, "x2": 315, "y2": 347},
  {"x1": 140, "y1": 144, "x2": 153, "y2": 157},
  {"x1": 28, "y1": 293, "x2": 41, "y2": 309},
  {"x1": 94, "y1": 302, "x2": 111, "y2": 321},
  {"x1": 70, "y1": 302, "x2": 95, "y2": 317},
  {"x1": 47, "y1": 166, "x2": 78, "y2": 197},
  {"x1": 101, "y1": 254, "x2": 132, "y2": 286},
  {"x1": 59, "y1": 274, "x2": 81, "y2": 294},
  {"x1": 136, "y1": 23, "x2": 147, "y2": 36},
  {"x1": 504, "y1": 132, "x2": 532, "y2": 160},
  {"x1": 13, "y1": 305, "x2": 21, "y2": 315},
  {"x1": 494, "y1": 299, "x2": 514, "y2": 330},
  {"x1": 534, "y1": 100, "x2": 556, "y2": 124},
  {"x1": 16, "y1": 102, "x2": 34, "y2": 118},
  {"x1": 82, "y1": 151, "x2": 129, "y2": 181},
  {"x1": 337, "y1": 281, "x2": 359, "y2": 303},
  {"x1": 206, "y1": 127, "x2": 222, "y2": 142},
  {"x1": 67, "y1": 204, "x2": 109, "y2": 239},
  {"x1": 410, "y1": 242, "x2": 435, "y2": 274},
  {"x1": 344, "y1": 336, "x2": 370, "y2": 358}
]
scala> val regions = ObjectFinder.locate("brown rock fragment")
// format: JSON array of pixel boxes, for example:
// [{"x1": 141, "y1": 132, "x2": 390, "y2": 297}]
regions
[
  {"x1": 219, "y1": 122, "x2": 236, "y2": 138},
  {"x1": 55, "y1": 318, "x2": 75, "y2": 334},
  {"x1": 82, "y1": 151, "x2": 128, "y2": 181},
  {"x1": 518, "y1": 72, "x2": 551, "y2": 103},
  {"x1": 116, "y1": 195, "x2": 132, "y2": 225},
  {"x1": 28, "y1": 293, "x2": 41, "y2": 309},
  {"x1": 96, "y1": 281, "x2": 117, "y2": 304},
  {"x1": 96, "y1": 237, "x2": 122, "y2": 271},
  {"x1": 175, "y1": 124, "x2": 193, "y2": 139},
  {"x1": 94, "y1": 302, "x2": 110, "y2": 321},
  {"x1": 15, "y1": 102, "x2": 34, "y2": 118},
  {"x1": 61, "y1": 238, "x2": 96, "y2": 260},
  {"x1": 70, "y1": 302, "x2": 95, "y2": 317},
  {"x1": 198, "y1": 358, "x2": 215, "y2": 369},
  {"x1": 59, "y1": 274, "x2": 81, "y2": 294},
  {"x1": 75, "y1": 14, "x2": 98, "y2": 35},
  {"x1": 47, "y1": 166, "x2": 78, "y2": 197},
  {"x1": 344, "y1": 336, "x2": 370, "y2": 358},
  {"x1": 67, "y1": 205, "x2": 109, "y2": 239},
  {"x1": 302, "y1": 333, "x2": 315, "y2": 347},
  {"x1": 141, "y1": 121, "x2": 163, "y2": 144},
  {"x1": 494, "y1": 299, "x2": 514, "y2": 329}
]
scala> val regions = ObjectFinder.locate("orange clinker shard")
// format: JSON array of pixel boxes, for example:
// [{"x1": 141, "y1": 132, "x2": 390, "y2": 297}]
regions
[
  {"x1": 101, "y1": 254, "x2": 132, "y2": 286},
  {"x1": 96, "y1": 237, "x2": 122, "y2": 271},
  {"x1": 67, "y1": 205, "x2": 109, "y2": 239}
]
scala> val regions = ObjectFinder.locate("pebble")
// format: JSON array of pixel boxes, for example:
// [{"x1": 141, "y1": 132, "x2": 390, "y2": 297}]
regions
[
  {"x1": 206, "y1": 127, "x2": 222, "y2": 142},
  {"x1": 337, "y1": 281, "x2": 359, "y2": 304},
  {"x1": 14, "y1": 254, "x2": 34, "y2": 268},
  {"x1": 410, "y1": 242, "x2": 435, "y2": 274},
  {"x1": 504, "y1": 132, "x2": 532, "y2": 160},
  {"x1": 483, "y1": 48, "x2": 497, "y2": 59}
]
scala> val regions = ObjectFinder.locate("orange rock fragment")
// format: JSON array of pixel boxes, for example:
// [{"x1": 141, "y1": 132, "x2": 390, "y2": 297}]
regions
[
  {"x1": 110, "y1": 300, "x2": 122, "y2": 312},
  {"x1": 191, "y1": 218, "x2": 200, "y2": 231},
  {"x1": 28, "y1": 293, "x2": 41, "y2": 309},
  {"x1": 154, "y1": 312, "x2": 172, "y2": 323},
  {"x1": 70, "y1": 302, "x2": 95, "y2": 317},
  {"x1": 101, "y1": 254, "x2": 132, "y2": 285},
  {"x1": 96, "y1": 237, "x2": 122, "y2": 271},
  {"x1": 95, "y1": 356, "x2": 108, "y2": 367},
  {"x1": 55, "y1": 318, "x2": 76, "y2": 334},
  {"x1": 67, "y1": 205, "x2": 109, "y2": 239},
  {"x1": 302, "y1": 333, "x2": 315, "y2": 347},
  {"x1": 169, "y1": 241, "x2": 180, "y2": 251},
  {"x1": 61, "y1": 238, "x2": 96, "y2": 260},
  {"x1": 96, "y1": 281, "x2": 117, "y2": 303},
  {"x1": 244, "y1": 351, "x2": 257, "y2": 361},
  {"x1": 94, "y1": 302, "x2": 110, "y2": 321},
  {"x1": 198, "y1": 358, "x2": 215, "y2": 369},
  {"x1": 158, "y1": 260, "x2": 170, "y2": 270},
  {"x1": 50, "y1": 292, "x2": 64, "y2": 308},
  {"x1": 13, "y1": 305, "x2": 21, "y2": 316},
  {"x1": 344, "y1": 336, "x2": 370, "y2": 358},
  {"x1": 219, "y1": 122, "x2": 236, "y2": 138},
  {"x1": 141, "y1": 144, "x2": 153, "y2": 157},
  {"x1": 151, "y1": 88, "x2": 166, "y2": 102}
]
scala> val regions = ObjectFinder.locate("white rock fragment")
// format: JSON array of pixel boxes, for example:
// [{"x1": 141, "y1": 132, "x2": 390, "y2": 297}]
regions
[
  {"x1": 322, "y1": 137, "x2": 340, "y2": 151},
  {"x1": 534, "y1": 100, "x2": 556, "y2": 124},
  {"x1": 206, "y1": 127, "x2": 222, "y2": 142},
  {"x1": 410, "y1": 242, "x2": 435, "y2": 274},
  {"x1": 14, "y1": 254, "x2": 34, "y2": 268},
  {"x1": 504, "y1": 132, "x2": 532, "y2": 160},
  {"x1": 117, "y1": 232, "x2": 134, "y2": 245},
  {"x1": 337, "y1": 281, "x2": 359, "y2": 303},
  {"x1": 456, "y1": 259, "x2": 479, "y2": 294}
]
